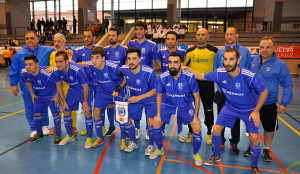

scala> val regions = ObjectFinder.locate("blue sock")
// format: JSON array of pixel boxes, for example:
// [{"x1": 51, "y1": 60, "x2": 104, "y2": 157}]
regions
[
  {"x1": 154, "y1": 128, "x2": 163, "y2": 150},
  {"x1": 63, "y1": 115, "x2": 73, "y2": 137},
  {"x1": 193, "y1": 132, "x2": 202, "y2": 155},
  {"x1": 250, "y1": 143, "x2": 261, "y2": 166},
  {"x1": 101, "y1": 110, "x2": 105, "y2": 126},
  {"x1": 120, "y1": 125, "x2": 126, "y2": 140},
  {"x1": 177, "y1": 117, "x2": 183, "y2": 134},
  {"x1": 134, "y1": 120, "x2": 140, "y2": 129},
  {"x1": 212, "y1": 134, "x2": 222, "y2": 156},
  {"x1": 125, "y1": 123, "x2": 137, "y2": 143},
  {"x1": 95, "y1": 119, "x2": 104, "y2": 139},
  {"x1": 107, "y1": 107, "x2": 115, "y2": 128},
  {"x1": 53, "y1": 114, "x2": 61, "y2": 136},
  {"x1": 161, "y1": 123, "x2": 165, "y2": 133},
  {"x1": 33, "y1": 115, "x2": 42, "y2": 135},
  {"x1": 85, "y1": 116, "x2": 93, "y2": 138},
  {"x1": 148, "y1": 125, "x2": 154, "y2": 146}
]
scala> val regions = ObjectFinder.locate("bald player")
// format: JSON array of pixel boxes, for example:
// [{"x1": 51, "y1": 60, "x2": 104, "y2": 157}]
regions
[{"x1": 183, "y1": 28, "x2": 218, "y2": 145}]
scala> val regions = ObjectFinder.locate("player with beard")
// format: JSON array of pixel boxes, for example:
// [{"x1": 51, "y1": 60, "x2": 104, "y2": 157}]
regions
[
  {"x1": 103, "y1": 27, "x2": 128, "y2": 137},
  {"x1": 151, "y1": 52, "x2": 203, "y2": 166},
  {"x1": 184, "y1": 48, "x2": 268, "y2": 174}
]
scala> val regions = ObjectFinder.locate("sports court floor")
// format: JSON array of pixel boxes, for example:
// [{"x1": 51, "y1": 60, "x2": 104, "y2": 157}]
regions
[{"x1": 0, "y1": 68, "x2": 299, "y2": 174}]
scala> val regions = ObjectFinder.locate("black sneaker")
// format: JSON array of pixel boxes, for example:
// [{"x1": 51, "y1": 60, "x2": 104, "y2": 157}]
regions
[
  {"x1": 251, "y1": 165, "x2": 260, "y2": 174},
  {"x1": 54, "y1": 135, "x2": 61, "y2": 145},
  {"x1": 29, "y1": 134, "x2": 44, "y2": 142},
  {"x1": 105, "y1": 127, "x2": 116, "y2": 137},
  {"x1": 263, "y1": 149, "x2": 272, "y2": 162},
  {"x1": 244, "y1": 144, "x2": 251, "y2": 157},
  {"x1": 230, "y1": 143, "x2": 240, "y2": 154}
]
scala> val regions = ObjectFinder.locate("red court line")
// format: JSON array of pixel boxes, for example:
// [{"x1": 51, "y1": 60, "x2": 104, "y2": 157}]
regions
[
  {"x1": 258, "y1": 133, "x2": 289, "y2": 174},
  {"x1": 164, "y1": 159, "x2": 181, "y2": 163},
  {"x1": 218, "y1": 158, "x2": 224, "y2": 174},
  {"x1": 156, "y1": 151, "x2": 168, "y2": 174},
  {"x1": 167, "y1": 121, "x2": 177, "y2": 145},
  {"x1": 94, "y1": 128, "x2": 120, "y2": 174},
  {"x1": 212, "y1": 164, "x2": 281, "y2": 173},
  {"x1": 162, "y1": 140, "x2": 215, "y2": 174},
  {"x1": 0, "y1": 96, "x2": 2, "y2": 101}
]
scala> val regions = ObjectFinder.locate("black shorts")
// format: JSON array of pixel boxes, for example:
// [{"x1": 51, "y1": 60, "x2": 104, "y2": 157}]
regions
[{"x1": 260, "y1": 103, "x2": 279, "y2": 132}]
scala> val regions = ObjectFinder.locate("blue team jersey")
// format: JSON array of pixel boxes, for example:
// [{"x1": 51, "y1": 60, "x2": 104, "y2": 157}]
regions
[
  {"x1": 121, "y1": 64, "x2": 157, "y2": 103},
  {"x1": 104, "y1": 45, "x2": 127, "y2": 66},
  {"x1": 204, "y1": 67, "x2": 266, "y2": 112},
  {"x1": 53, "y1": 62, "x2": 88, "y2": 91},
  {"x1": 88, "y1": 60, "x2": 122, "y2": 96},
  {"x1": 21, "y1": 66, "x2": 57, "y2": 96},
  {"x1": 158, "y1": 48, "x2": 186, "y2": 72},
  {"x1": 157, "y1": 70, "x2": 199, "y2": 107},
  {"x1": 127, "y1": 39, "x2": 158, "y2": 68}
]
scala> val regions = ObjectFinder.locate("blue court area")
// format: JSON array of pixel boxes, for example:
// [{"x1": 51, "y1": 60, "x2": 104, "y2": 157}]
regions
[{"x1": 0, "y1": 68, "x2": 299, "y2": 174}]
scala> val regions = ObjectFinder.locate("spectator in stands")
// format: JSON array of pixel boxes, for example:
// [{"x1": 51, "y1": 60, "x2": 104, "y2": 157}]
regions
[
  {"x1": 167, "y1": 26, "x2": 172, "y2": 32},
  {"x1": 62, "y1": 17, "x2": 68, "y2": 31},
  {"x1": 162, "y1": 26, "x2": 167, "y2": 36},
  {"x1": 66, "y1": 30, "x2": 72, "y2": 41},
  {"x1": 119, "y1": 16, "x2": 125, "y2": 33},
  {"x1": 89, "y1": 24, "x2": 95, "y2": 31},
  {"x1": 103, "y1": 17, "x2": 109, "y2": 32},
  {"x1": 94, "y1": 24, "x2": 100, "y2": 36},
  {"x1": 152, "y1": 22, "x2": 157, "y2": 30},
  {"x1": 39, "y1": 33, "x2": 46, "y2": 45},
  {"x1": 173, "y1": 22, "x2": 180, "y2": 29},
  {"x1": 45, "y1": 19, "x2": 50, "y2": 31},
  {"x1": 58, "y1": 18, "x2": 63, "y2": 29},
  {"x1": 152, "y1": 30, "x2": 159, "y2": 44},
  {"x1": 73, "y1": 16, "x2": 77, "y2": 34},
  {"x1": 41, "y1": 18, "x2": 46, "y2": 33},
  {"x1": 30, "y1": 19, "x2": 35, "y2": 30},
  {"x1": 6, "y1": 38, "x2": 12, "y2": 46},
  {"x1": 146, "y1": 24, "x2": 153, "y2": 39},
  {"x1": 2, "y1": 46, "x2": 11, "y2": 69},
  {"x1": 173, "y1": 26, "x2": 179, "y2": 34},
  {"x1": 9, "y1": 47, "x2": 15, "y2": 60},
  {"x1": 54, "y1": 17, "x2": 58, "y2": 30},
  {"x1": 49, "y1": 18, "x2": 54, "y2": 29},
  {"x1": 11, "y1": 38, "x2": 19, "y2": 46},
  {"x1": 158, "y1": 30, "x2": 166, "y2": 44},
  {"x1": 37, "y1": 19, "x2": 42, "y2": 35},
  {"x1": 178, "y1": 25, "x2": 186, "y2": 39}
]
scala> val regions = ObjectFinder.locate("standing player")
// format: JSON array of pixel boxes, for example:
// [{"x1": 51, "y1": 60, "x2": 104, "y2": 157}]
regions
[
  {"x1": 53, "y1": 51, "x2": 93, "y2": 146},
  {"x1": 116, "y1": 47, "x2": 157, "y2": 154},
  {"x1": 9, "y1": 30, "x2": 54, "y2": 137},
  {"x1": 185, "y1": 48, "x2": 268, "y2": 174},
  {"x1": 151, "y1": 52, "x2": 202, "y2": 166},
  {"x1": 127, "y1": 21, "x2": 160, "y2": 139},
  {"x1": 214, "y1": 27, "x2": 252, "y2": 153},
  {"x1": 21, "y1": 55, "x2": 61, "y2": 144},
  {"x1": 103, "y1": 27, "x2": 128, "y2": 137},
  {"x1": 183, "y1": 28, "x2": 218, "y2": 145},
  {"x1": 47, "y1": 33, "x2": 78, "y2": 136},
  {"x1": 244, "y1": 37, "x2": 293, "y2": 162}
]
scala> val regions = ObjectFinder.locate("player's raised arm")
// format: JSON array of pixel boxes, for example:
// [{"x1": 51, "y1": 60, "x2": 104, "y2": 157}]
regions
[{"x1": 182, "y1": 66, "x2": 206, "y2": 80}]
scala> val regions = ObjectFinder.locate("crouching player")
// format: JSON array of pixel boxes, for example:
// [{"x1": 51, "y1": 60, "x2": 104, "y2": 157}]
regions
[
  {"x1": 21, "y1": 55, "x2": 61, "y2": 144},
  {"x1": 184, "y1": 48, "x2": 268, "y2": 174},
  {"x1": 53, "y1": 51, "x2": 93, "y2": 146},
  {"x1": 87, "y1": 47, "x2": 126, "y2": 148},
  {"x1": 151, "y1": 52, "x2": 203, "y2": 166}
]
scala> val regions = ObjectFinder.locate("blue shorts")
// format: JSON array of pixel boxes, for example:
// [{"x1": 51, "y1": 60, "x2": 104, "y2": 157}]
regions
[
  {"x1": 216, "y1": 105, "x2": 259, "y2": 134},
  {"x1": 160, "y1": 103, "x2": 195, "y2": 124},
  {"x1": 128, "y1": 102, "x2": 157, "y2": 120},
  {"x1": 34, "y1": 96, "x2": 60, "y2": 115},
  {"x1": 65, "y1": 88, "x2": 93, "y2": 111},
  {"x1": 94, "y1": 87, "x2": 114, "y2": 109}
]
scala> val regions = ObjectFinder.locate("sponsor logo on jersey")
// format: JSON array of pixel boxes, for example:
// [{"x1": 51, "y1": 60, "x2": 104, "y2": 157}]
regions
[
  {"x1": 178, "y1": 83, "x2": 183, "y2": 90},
  {"x1": 235, "y1": 83, "x2": 240, "y2": 89},
  {"x1": 193, "y1": 58, "x2": 208, "y2": 63}
]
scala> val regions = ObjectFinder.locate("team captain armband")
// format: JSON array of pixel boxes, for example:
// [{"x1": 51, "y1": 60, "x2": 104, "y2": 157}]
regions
[
  {"x1": 114, "y1": 85, "x2": 122, "y2": 93},
  {"x1": 119, "y1": 72, "x2": 124, "y2": 77}
]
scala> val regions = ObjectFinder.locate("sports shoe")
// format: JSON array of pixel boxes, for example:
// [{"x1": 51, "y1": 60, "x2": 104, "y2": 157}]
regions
[
  {"x1": 205, "y1": 155, "x2": 221, "y2": 165},
  {"x1": 185, "y1": 133, "x2": 193, "y2": 143},
  {"x1": 30, "y1": 131, "x2": 37, "y2": 138},
  {"x1": 263, "y1": 149, "x2": 272, "y2": 162},
  {"x1": 49, "y1": 127, "x2": 56, "y2": 135},
  {"x1": 102, "y1": 126, "x2": 107, "y2": 136},
  {"x1": 145, "y1": 145, "x2": 154, "y2": 156},
  {"x1": 80, "y1": 128, "x2": 87, "y2": 136},
  {"x1": 145, "y1": 129, "x2": 149, "y2": 141},
  {"x1": 92, "y1": 137, "x2": 105, "y2": 148},
  {"x1": 178, "y1": 132, "x2": 185, "y2": 142},
  {"x1": 85, "y1": 137, "x2": 93, "y2": 149},
  {"x1": 120, "y1": 139, "x2": 127, "y2": 151},
  {"x1": 149, "y1": 148, "x2": 164, "y2": 159},
  {"x1": 206, "y1": 134, "x2": 212, "y2": 145},
  {"x1": 193, "y1": 153, "x2": 203, "y2": 166},
  {"x1": 230, "y1": 143, "x2": 240, "y2": 154},
  {"x1": 72, "y1": 127, "x2": 78, "y2": 136},
  {"x1": 54, "y1": 135, "x2": 61, "y2": 145},
  {"x1": 29, "y1": 134, "x2": 44, "y2": 142},
  {"x1": 244, "y1": 144, "x2": 251, "y2": 157},
  {"x1": 135, "y1": 128, "x2": 141, "y2": 139},
  {"x1": 42, "y1": 126, "x2": 50, "y2": 135},
  {"x1": 124, "y1": 141, "x2": 139, "y2": 152},
  {"x1": 220, "y1": 142, "x2": 225, "y2": 148},
  {"x1": 58, "y1": 135, "x2": 75, "y2": 145},
  {"x1": 251, "y1": 165, "x2": 260, "y2": 174},
  {"x1": 106, "y1": 127, "x2": 116, "y2": 137}
]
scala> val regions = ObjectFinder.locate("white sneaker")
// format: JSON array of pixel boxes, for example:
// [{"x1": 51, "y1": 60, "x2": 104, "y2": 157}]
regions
[
  {"x1": 135, "y1": 128, "x2": 141, "y2": 139},
  {"x1": 145, "y1": 129, "x2": 149, "y2": 141},
  {"x1": 30, "y1": 131, "x2": 37, "y2": 138},
  {"x1": 149, "y1": 148, "x2": 165, "y2": 159},
  {"x1": 145, "y1": 145, "x2": 154, "y2": 156},
  {"x1": 178, "y1": 132, "x2": 185, "y2": 142},
  {"x1": 58, "y1": 135, "x2": 75, "y2": 145},
  {"x1": 42, "y1": 126, "x2": 50, "y2": 135},
  {"x1": 193, "y1": 153, "x2": 203, "y2": 166},
  {"x1": 124, "y1": 141, "x2": 139, "y2": 152}
]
